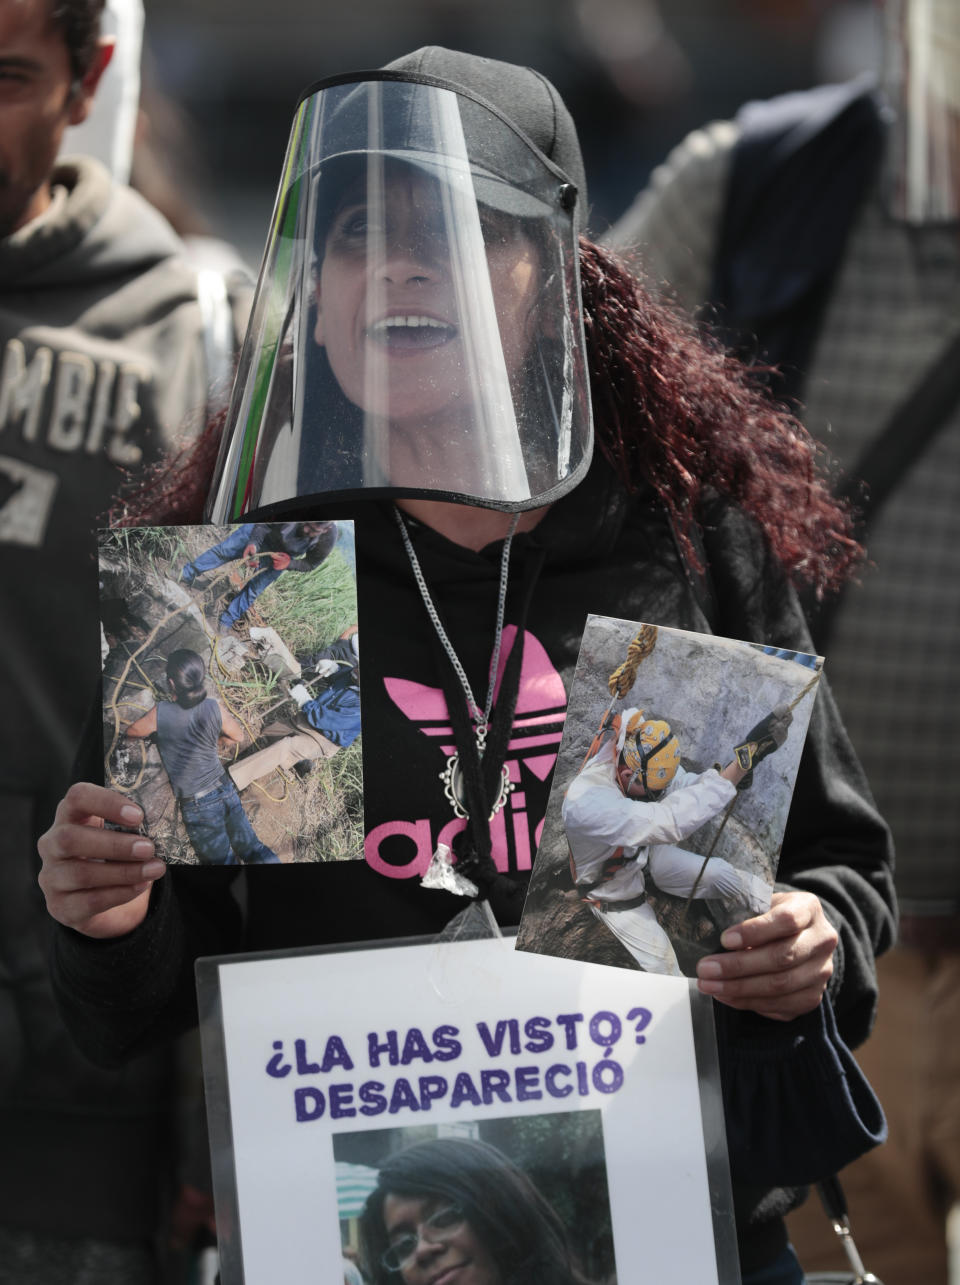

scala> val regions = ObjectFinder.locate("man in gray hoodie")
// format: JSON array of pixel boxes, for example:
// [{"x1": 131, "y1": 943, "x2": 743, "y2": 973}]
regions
[{"x1": 0, "y1": 1, "x2": 250, "y2": 1278}]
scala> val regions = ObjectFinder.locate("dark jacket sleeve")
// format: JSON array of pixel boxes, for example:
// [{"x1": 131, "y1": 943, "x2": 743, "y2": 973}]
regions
[
  {"x1": 702, "y1": 495, "x2": 896, "y2": 1045},
  {"x1": 51, "y1": 867, "x2": 243, "y2": 1068},
  {"x1": 700, "y1": 498, "x2": 895, "y2": 1197},
  {"x1": 47, "y1": 692, "x2": 247, "y2": 1067}
]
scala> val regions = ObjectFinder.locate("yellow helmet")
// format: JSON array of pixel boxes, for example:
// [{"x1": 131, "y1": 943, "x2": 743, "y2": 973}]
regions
[{"x1": 616, "y1": 708, "x2": 681, "y2": 794}]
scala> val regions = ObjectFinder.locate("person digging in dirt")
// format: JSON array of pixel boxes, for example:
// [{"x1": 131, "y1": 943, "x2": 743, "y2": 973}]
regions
[
  {"x1": 126, "y1": 648, "x2": 279, "y2": 864},
  {"x1": 180, "y1": 521, "x2": 338, "y2": 632}
]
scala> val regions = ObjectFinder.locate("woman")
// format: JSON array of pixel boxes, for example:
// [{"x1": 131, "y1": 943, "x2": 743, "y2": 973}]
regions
[
  {"x1": 126, "y1": 649, "x2": 278, "y2": 865},
  {"x1": 360, "y1": 1138, "x2": 597, "y2": 1285},
  {"x1": 39, "y1": 47, "x2": 894, "y2": 1284}
]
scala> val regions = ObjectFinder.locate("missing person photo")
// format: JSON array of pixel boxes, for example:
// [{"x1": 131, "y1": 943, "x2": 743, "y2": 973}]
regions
[
  {"x1": 517, "y1": 616, "x2": 821, "y2": 977},
  {"x1": 333, "y1": 1112, "x2": 615, "y2": 1285},
  {"x1": 98, "y1": 521, "x2": 362, "y2": 864}
]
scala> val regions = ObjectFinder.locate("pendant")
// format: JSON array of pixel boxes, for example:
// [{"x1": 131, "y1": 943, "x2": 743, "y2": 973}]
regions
[{"x1": 440, "y1": 750, "x2": 514, "y2": 821}]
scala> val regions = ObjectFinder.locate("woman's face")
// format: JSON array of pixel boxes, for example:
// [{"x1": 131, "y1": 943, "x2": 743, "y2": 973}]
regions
[
  {"x1": 314, "y1": 167, "x2": 542, "y2": 426},
  {"x1": 381, "y1": 1193, "x2": 501, "y2": 1285}
]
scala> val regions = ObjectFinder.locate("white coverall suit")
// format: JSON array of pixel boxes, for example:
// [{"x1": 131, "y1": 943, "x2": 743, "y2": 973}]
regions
[{"x1": 562, "y1": 742, "x2": 768, "y2": 975}]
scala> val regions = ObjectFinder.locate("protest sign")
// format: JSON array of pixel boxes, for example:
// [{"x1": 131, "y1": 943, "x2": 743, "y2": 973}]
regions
[{"x1": 197, "y1": 935, "x2": 739, "y2": 1284}]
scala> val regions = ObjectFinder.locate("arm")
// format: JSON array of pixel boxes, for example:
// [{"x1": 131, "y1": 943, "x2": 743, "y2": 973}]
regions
[
  {"x1": 284, "y1": 526, "x2": 338, "y2": 573},
  {"x1": 125, "y1": 706, "x2": 158, "y2": 739},
  {"x1": 41, "y1": 782, "x2": 243, "y2": 1065},
  {"x1": 694, "y1": 499, "x2": 896, "y2": 1037},
  {"x1": 39, "y1": 706, "x2": 245, "y2": 1066},
  {"x1": 564, "y1": 759, "x2": 735, "y2": 856},
  {"x1": 49, "y1": 849, "x2": 243, "y2": 1067},
  {"x1": 719, "y1": 758, "x2": 749, "y2": 789},
  {"x1": 301, "y1": 636, "x2": 355, "y2": 675},
  {"x1": 217, "y1": 701, "x2": 245, "y2": 746},
  {"x1": 243, "y1": 523, "x2": 271, "y2": 565},
  {"x1": 38, "y1": 782, "x2": 163, "y2": 940}
]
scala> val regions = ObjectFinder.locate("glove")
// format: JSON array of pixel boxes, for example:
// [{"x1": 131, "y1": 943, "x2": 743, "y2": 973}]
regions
[
  {"x1": 312, "y1": 657, "x2": 339, "y2": 679},
  {"x1": 734, "y1": 705, "x2": 792, "y2": 770},
  {"x1": 289, "y1": 683, "x2": 311, "y2": 709}
]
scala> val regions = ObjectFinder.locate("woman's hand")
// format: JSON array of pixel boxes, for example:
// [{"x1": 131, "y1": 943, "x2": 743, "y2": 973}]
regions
[
  {"x1": 38, "y1": 782, "x2": 166, "y2": 939},
  {"x1": 695, "y1": 890, "x2": 838, "y2": 1021}
]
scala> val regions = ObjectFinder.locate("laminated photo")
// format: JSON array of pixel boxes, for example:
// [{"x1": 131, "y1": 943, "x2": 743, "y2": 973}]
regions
[
  {"x1": 332, "y1": 1111, "x2": 614, "y2": 1285},
  {"x1": 196, "y1": 934, "x2": 739, "y2": 1284},
  {"x1": 98, "y1": 520, "x2": 362, "y2": 864},
  {"x1": 516, "y1": 616, "x2": 821, "y2": 977}
]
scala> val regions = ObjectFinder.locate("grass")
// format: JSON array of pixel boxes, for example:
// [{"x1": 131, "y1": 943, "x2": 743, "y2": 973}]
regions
[{"x1": 100, "y1": 522, "x2": 365, "y2": 864}]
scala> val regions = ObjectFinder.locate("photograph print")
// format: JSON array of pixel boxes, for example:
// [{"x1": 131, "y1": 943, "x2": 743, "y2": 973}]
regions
[
  {"x1": 333, "y1": 1111, "x2": 615, "y2": 1285},
  {"x1": 99, "y1": 520, "x2": 362, "y2": 865},
  {"x1": 516, "y1": 615, "x2": 822, "y2": 977}
]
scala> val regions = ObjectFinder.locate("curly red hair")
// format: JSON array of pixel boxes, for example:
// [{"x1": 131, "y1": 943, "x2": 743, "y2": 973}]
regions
[
  {"x1": 578, "y1": 239, "x2": 859, "y2": 596},
  {"x1": 109, "y1": 236, "x2": 860, "y2": 596}
]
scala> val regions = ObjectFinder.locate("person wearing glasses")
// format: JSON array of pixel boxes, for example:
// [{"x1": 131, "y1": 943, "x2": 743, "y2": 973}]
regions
[{"x1": 360, "y1": 1137, "x2": 600, "y2": 1285}]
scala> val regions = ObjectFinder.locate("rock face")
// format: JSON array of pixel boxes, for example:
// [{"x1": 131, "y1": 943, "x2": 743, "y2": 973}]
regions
[
  {"x1": 247, "y1": 626, "x2": 301, "y2": 680},
  {"x1": 518, "y1": 614, "x2": 820, "y2": 976},
  {"x1": 100, "y1": 555, "x2": 216, "y2": 861}
]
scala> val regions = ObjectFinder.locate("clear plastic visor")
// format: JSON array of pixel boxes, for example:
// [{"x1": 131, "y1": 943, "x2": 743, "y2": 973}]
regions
[
  {"x1": 883, "y1": 0, "x2": 960, "y2": 222},
  {"x1": 207, "y1": 76, "x2": 591, "y2": 522}
]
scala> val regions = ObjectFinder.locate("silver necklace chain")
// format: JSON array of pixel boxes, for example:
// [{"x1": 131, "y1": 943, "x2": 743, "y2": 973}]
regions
[
  {"x1": 393, "y1": 505, "x2": 519, "y2": 741},
  {"x1": 394, "y1": 505, "x2": 520, "y2": 822}
]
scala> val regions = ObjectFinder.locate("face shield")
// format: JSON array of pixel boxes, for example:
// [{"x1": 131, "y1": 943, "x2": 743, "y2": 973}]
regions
[
  {"x1": 206, "y1": 72, "x2": 592, "y2": 522},
  {"x1": 882, "y1": 0, "x2": 960, "y2": 222}
]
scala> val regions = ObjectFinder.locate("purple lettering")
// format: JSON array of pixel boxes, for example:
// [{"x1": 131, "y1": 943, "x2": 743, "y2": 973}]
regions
[
  {"x1": 480, "y1": 1069, "x2": 513, "y2": 1105},
  {"x1": 359, "y1": 1082, "x2": 387, "y2": 1117},
  {"x1": 418, "y1": 1076, "x2": 448, "y2": 1110},
  {"x1": 515, "y1": 1066, "x2": 543, "y2": 1101},
  {"x1": 367, "y1": 1031, "x2": 399, "y2": 1068},
  {"x1": 329, "y1": 1083, "x2": 357, "y2": 1118},
  {"x1": 450, "y1": 1071, "x2": 482, "y2": 1109},
  {"x1": 523, "y1": 1016, "x2": 553, "y2": 1053},
  {"x1": 556, "y1": 1014, "x2": 585, "y2": 1050},
  {"x1": 432, "y1": 1025, "x2": 462, "y2": 1062},
  {"x1": 294, "y1": 1087, "x2": 325, "y2": 1122}
]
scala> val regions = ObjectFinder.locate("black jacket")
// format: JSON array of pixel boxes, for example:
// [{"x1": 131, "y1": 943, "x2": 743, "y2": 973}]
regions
[{"x1": 52, "y1": 459, "x2": 896, "y2": 1271}]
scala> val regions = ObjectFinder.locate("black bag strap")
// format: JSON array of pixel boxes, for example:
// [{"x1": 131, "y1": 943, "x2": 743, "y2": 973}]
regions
[
  {"x1": 808, "y1": 1175, "x2": 884, "y2": 1284},
  {"x1": 812, "y1": 325, "x2": 960, "y2": 649},
  {"x1": 836, "y1": 326, "x2": 960, "y2": 531}
]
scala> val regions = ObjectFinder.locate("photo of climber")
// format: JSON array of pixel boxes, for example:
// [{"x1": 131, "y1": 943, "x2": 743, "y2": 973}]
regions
[
  {"x1": 97, "y1": 522, "x2": 363, "y2": 864},
  {"x1": 516, "y1": 616, "x2": 822, "y2": 976}
]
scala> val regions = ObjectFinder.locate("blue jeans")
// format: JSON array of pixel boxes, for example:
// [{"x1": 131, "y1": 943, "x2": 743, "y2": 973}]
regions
[
  {"x1": 218, "y1": 567, "x2": 283, "y2": 626},
  {"x1": 180, "y1": 778, "x2": 279, "y2": 865},
  {"x1": 183, "y1": 524, "x2": 284, "y2": 626},
  {"x1": 742, "y1": 1245, "x2": 806, "y2": 1285}
]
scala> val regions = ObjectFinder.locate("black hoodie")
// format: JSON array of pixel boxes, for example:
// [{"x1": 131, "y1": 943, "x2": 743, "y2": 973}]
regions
[{"x1": 52, "y1": 463, "x2": 895, "y2": 1270}]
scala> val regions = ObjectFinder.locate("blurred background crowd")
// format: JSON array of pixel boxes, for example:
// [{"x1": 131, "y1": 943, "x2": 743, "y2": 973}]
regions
[{"x1": 123, "y1": 0, "x2": 881, "y2": 264}]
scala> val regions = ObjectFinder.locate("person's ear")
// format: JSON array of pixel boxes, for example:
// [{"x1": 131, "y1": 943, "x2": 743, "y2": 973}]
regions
[
  {"x1": 313, "y1": 280, "x2": 327, "y2": 347},
  {"x1": 67, "y1": 38, "x2": 115, "y2": 127}
]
